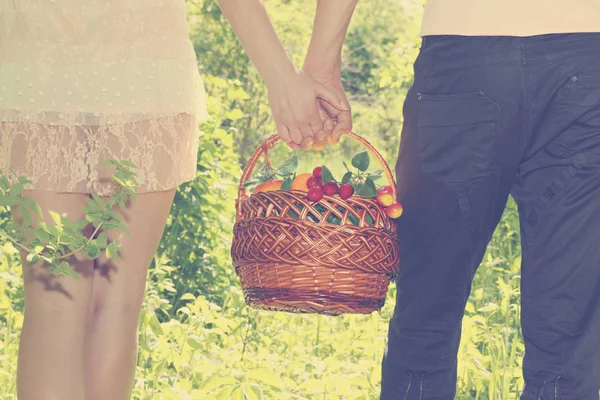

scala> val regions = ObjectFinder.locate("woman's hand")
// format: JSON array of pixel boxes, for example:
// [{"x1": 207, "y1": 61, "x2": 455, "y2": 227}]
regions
[
  {"x1": 267, "y1": 69, "x2": 348, "y2": 150},
  {"x1": 304, "y1": 71, "x2": 352, "y2": 146}
]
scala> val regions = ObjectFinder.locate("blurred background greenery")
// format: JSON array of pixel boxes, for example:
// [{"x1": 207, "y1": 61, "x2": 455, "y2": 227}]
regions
[{"x1": 0, "y1": 0, "x2": 525, "y2": 398}]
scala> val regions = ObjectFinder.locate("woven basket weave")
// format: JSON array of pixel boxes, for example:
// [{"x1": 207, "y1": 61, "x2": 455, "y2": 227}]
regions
[{"x1": 231, "y1": 132, "x2": 400, "y2": 316}]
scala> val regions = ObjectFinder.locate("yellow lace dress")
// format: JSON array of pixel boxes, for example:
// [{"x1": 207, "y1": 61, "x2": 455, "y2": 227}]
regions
[{"x1": 0, "y1": 0, "x2": 208, "y2": 196}]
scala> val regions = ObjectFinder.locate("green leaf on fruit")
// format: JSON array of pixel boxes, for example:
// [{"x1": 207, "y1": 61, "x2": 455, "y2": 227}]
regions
[
  {"x1": 280, "y1": 176, "x2": 293, "y2": 190},
  {"x1": 243, "y1": 179, "x2": 258, "y2": 188},
  {"x1": 276, "y1": 155, "x2": 298, "y2": 176},
  {"x1": 321, "y1": 165, "x2": 335, "y2": 183},
  {"x1": 343, "y1": 161, "x2": 351, "y2": 172},
  {"x1": 341, "y1": 172, "x2": 353, "y2": 185},
  {"x1": 351, "y1": 151, "x2": 370, "y2": 172},
  {"x1": 358, "y1": 177, "x2": 378, "y2": 198}
]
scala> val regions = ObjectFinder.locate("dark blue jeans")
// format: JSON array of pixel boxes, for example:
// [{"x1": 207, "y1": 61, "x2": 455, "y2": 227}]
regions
[{"x1": 381, "y1": 33, "x2": 600, "y2": 399}]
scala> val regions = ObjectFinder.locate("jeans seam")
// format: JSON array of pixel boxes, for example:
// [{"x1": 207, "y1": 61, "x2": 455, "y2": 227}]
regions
[{"x1": 402, "y1": 370, "x2": 413, "y2": 400}]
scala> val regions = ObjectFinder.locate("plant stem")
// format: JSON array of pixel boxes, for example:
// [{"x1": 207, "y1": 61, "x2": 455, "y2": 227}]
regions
[
  {"x1": 0, "y1": 218, "x2": 104, "y2": 262},
  {"x1": 56, "y1": 222, "x2": 104, "y2": 260},
  {"x1": 0, "y1": 231, "x2": 32, "y2": 254}
]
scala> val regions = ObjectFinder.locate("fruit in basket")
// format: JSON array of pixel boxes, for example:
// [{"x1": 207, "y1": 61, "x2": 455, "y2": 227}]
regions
[
  {"x1": 339, "y1": 183, "x2": 354, "y2": 200},
  {"x1": 307, "y1": 176, "x2": 323, "y2": 189},
  {"x1": 254, "y1": 179, "x2": 283, "y2": 193},
  {"x1": 307, "y1": 187, "x2": 324, "y2": 202},
  {"x1": 313, "y1": 166, "x2": 323, "y2": 178},
  {"x1": 376, "y1": 193, "x2": 394, "y2": 207},
  {"x1": 386, "y1": 202, "x2": 403, "y2": 218},
  {"x1": 323, "y1": 181, "x2": 339, "y2": 196},
  {"x1": 379, "y1": 185, "x2": 393, "y2": 195},
  {"x1": 291, "y1": 173, "x2": 313, "y2": 192}
]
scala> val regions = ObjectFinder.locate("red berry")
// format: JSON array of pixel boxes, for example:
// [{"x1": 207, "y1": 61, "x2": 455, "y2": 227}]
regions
[
  {"x1": 339, "y1": 184, "x2": 354, "y2": 200},
  {"x1": 306, "y1": 176, "x2": 323, "y2": 189},
  {"x1": 313, "y1": 166, "x2": 323, "y2": 178},
  {"x1": 376, "y1": 193, "x2": 394, "y2": 207},
  {"x1": 307, "y1": 187, "x2": 324, "y2": 202},
  {"x1": 323, "y1": 181, "x2": 339, "y2": 196},
  {"x1": 386, "y1": 202, "x2": 403, "y2": 219},
  {"x1": 379, "y1": 185, "x2": 393, "y2": 195}
]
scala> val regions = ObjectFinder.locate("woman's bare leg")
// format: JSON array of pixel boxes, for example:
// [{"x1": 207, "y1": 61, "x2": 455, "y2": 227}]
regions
[
  {"x1": 84, "y1": 189, "x2": 176, "y2": 400},
  {"x1": 12, "y1": 190, "x2": 95, "y2": 400}
]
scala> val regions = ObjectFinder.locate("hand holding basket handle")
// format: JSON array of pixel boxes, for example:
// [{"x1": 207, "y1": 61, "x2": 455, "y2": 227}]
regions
[{"x1": 232, "y1": 132, "x2": 401, "y2": 316}]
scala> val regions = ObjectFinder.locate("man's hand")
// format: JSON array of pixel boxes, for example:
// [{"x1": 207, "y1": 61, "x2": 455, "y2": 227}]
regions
[
  {"x1": 305, "y1": 71, "x2": 352, "y2": 147},
  {"x1": 302, "y1": 0, "x2": 357, "y2": 147}
]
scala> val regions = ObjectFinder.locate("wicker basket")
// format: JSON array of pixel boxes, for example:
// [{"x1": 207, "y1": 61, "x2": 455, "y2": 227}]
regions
[{"x1": 231, "y1": 132, "x2": 400, "y2": 316}]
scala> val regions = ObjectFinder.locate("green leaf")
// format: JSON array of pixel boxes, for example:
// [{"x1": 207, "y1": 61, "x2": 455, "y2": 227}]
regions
[
  {"x1": 358, "y1": 177, "x2": 378, "y2": 198},
  {"x1": 59, "y1": 261, "x2": 80, "y2": 280},
  {"x1": 86, "y1": 244, "x2": 100, "y2": 260},
  {"x1": 0, "y1": 195, "x2": 20, "y2": 207},
  {"x1": 85, "y1": 198, "x2": 101, "y2": 213},
  {"x1": 321, "y1": 165, "x2": 335, "y2": 183},
  {"x1": 74, "y1": 220, "x2": 89, "y2": 230},
  {"x1": 180, "y1": 293, "x2": 196, "y2": 301},
  {"x1": 48, "y1": 211, "x2": 62, "y2": 226},
  {"x1": 148, "y1": 313, "x2": 164, "y2": 336},
  {"x1": 96, "y1": 232, "x2": 108, "y2": 248},
  {"x1": 49, "y1": 262, "x2": 59, "y2": 274},
  {"x1": 352, "y1": 151, "x2": 370, "y2": 172},
  {"x1": 9, "y1": 183, "x2": 23, "y2": 197},
  {"x1": 186, "y1": 335, "x2": 203, "y2": 349},
  {"x1": 341, "y1": 172, "x2": 353, "y2": 185},
  {"x1": 225, "y1": 109, "x2": 245, "y2": 121},
  {"x1": 246, "y1": 369, "x2": 282, "y2": 389},
  {"x1": 36, "y1": 229, "x2": 50, "y2": 242},
  {"x1": 276, "y1": 154, "x2": 298, "y2": 176},
  {"x1": 242, "y1": 179, "x2": 258, "y2": 188},
  {"x1": 106, "y1": 242, "x2": 120, "y2": 261},
  {"x1": 231, "y1": 387, "x2": 244, "y2": 400},
  {"x1": 91, "y1": 192, "x2": 106, "y2": 209},
  {"x1": 343, "y1": 161, "x2": 351, "y2": 172},
  {"x1": 5, "y1": 222, "x2": 20, "y2": 233},
  {"x1": 119, "y1": 160, "x2": 137, "y2": 169},
  {"x1": 280, "y1": 176, "x2": 293, "y2": 191},
  {"x1": 23, "y1": 197, "x2": 43, "y2": 219},
  {"x1": 227, "y1": 87, "x2": 250, "y2": 101},
  {"x1": 26, "y1": 253, "x2": 40, "y2": 263}
]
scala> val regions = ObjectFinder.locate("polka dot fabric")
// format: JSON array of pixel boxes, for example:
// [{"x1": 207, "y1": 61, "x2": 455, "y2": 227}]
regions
[{"x1": 0, "y1": 0, "x2": 208, "y2": 196}]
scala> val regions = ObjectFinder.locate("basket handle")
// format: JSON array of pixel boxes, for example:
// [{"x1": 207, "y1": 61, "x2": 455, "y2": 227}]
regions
[{"x1": 237, "y1": 132, "x2": 397, "y2": 200}]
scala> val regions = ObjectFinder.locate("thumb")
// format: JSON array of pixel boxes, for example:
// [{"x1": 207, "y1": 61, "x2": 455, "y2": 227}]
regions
[{"x1": 315, "y1": 84, "x2": 348, "y2": 112}]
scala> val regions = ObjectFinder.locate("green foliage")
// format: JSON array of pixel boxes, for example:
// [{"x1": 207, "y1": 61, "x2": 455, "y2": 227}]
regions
[{"x1": 0, "y1": 160, "x2": 137, "y2": 279}]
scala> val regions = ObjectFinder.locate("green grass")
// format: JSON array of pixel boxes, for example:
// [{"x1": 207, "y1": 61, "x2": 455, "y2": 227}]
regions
[{"x1": 0, "y1": 198, "x2": 525, "y2": 399}]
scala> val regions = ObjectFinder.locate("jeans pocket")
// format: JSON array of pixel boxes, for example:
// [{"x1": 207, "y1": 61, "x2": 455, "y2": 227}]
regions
[{"x1": 416, "y1": 90, "x2": 502, "y2": 188}]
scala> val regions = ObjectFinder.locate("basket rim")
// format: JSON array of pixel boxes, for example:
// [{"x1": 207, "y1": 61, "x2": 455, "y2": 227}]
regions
[{"x1": 235, "y1": 189, "x2": 396, "y2": 232}]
